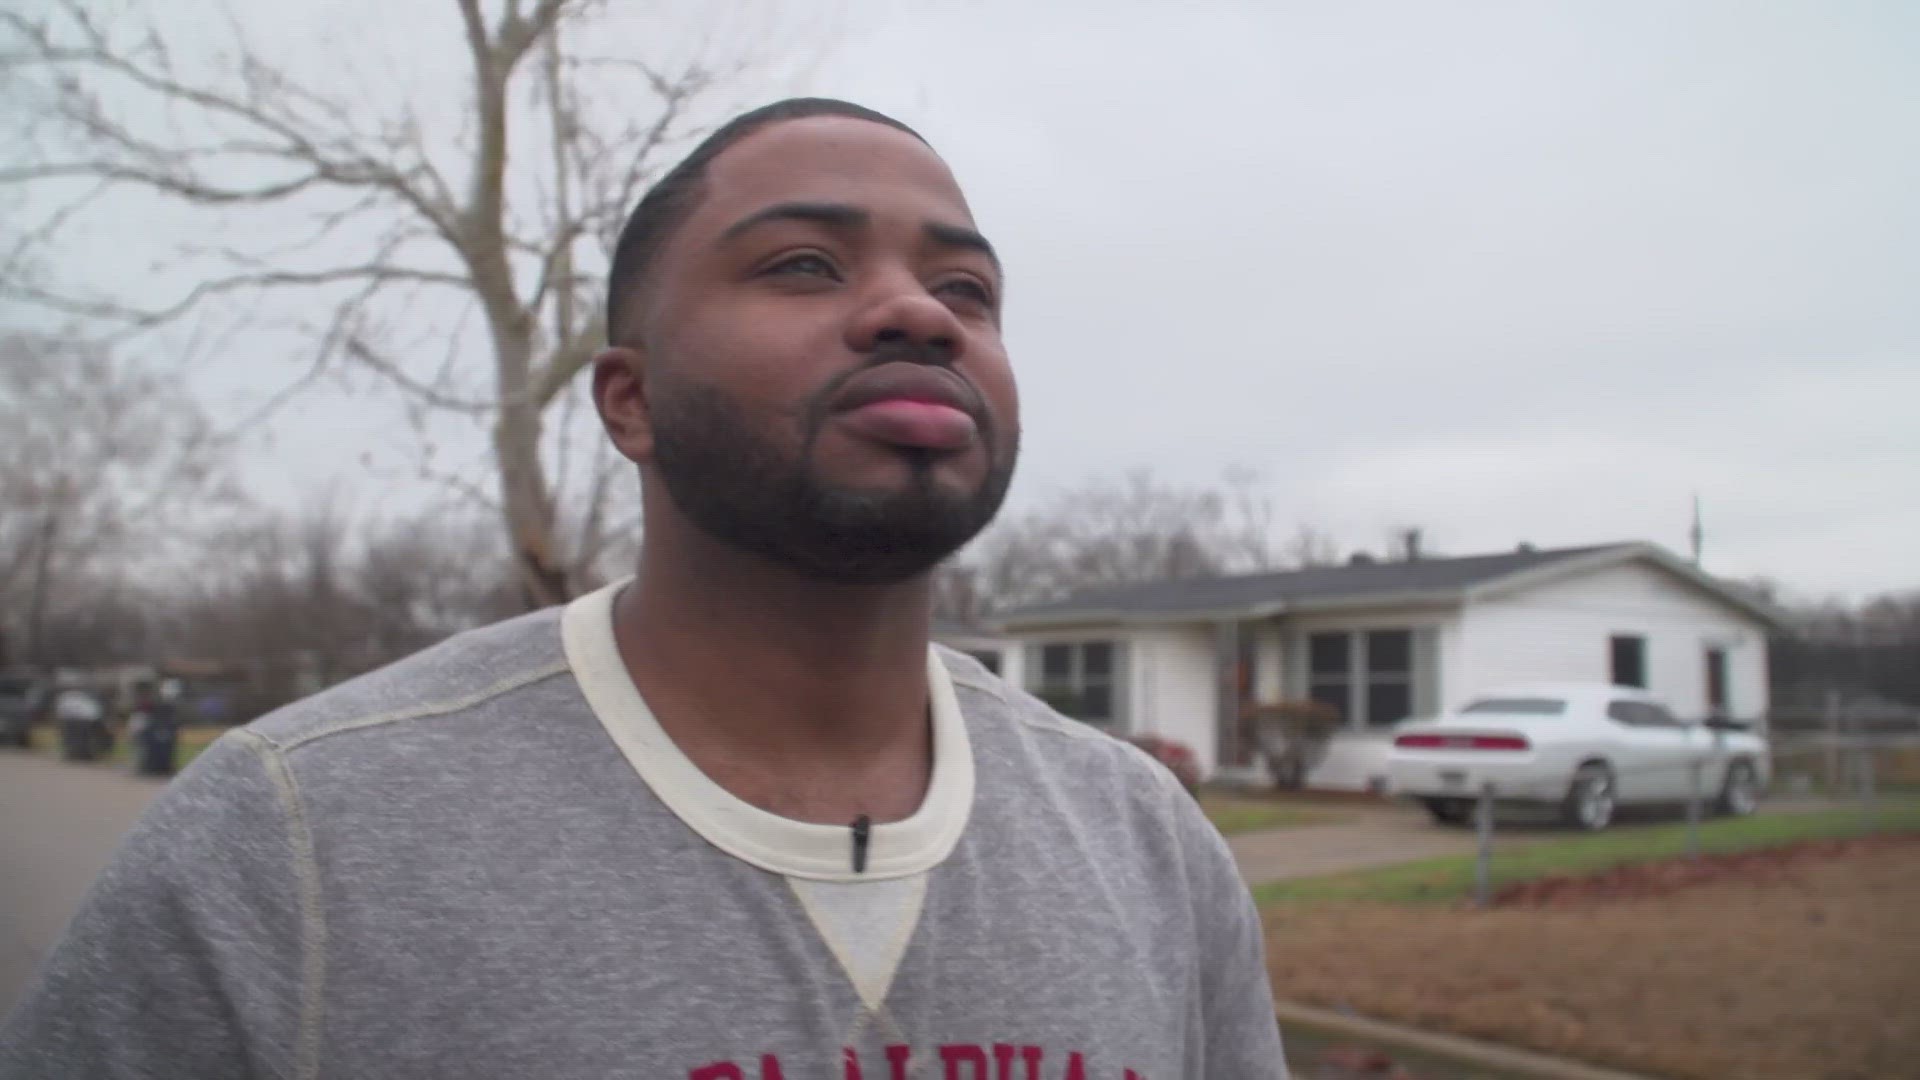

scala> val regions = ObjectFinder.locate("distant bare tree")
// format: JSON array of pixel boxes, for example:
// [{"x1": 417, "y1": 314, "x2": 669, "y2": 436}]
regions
[
  {"x1": 164, "y1": 504, "x2": 520, "y2": 714},
  {"x1": 0, "y1": 0, "x2": 787, "y2": 608},
  {"x1": 1282, "y1": 524, "x2": 1341, "y2": 569},
  {"x1": 1784, "y1": 588, "x2": 1920, "y2": 646},
  {"x1": 939, "y1": 469, "x2": 1292, "y2": 617},
  {"x1": 0, "y1": 333, "x2": 234, "y2": 667}
]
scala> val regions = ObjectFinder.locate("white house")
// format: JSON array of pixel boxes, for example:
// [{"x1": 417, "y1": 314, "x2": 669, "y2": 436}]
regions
[{"x1": 984, "y1": 542, "x2": 1787, "y2": 790}]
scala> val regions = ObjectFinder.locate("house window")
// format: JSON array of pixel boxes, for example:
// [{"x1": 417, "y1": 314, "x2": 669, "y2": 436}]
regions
[
  {"x1": 1030, "y1": 641, "x2": 1119, "y2": 726},
  {"x1": 1704, "y1": 647, "x2": 1728, "y2": 713},
  {"x1": 1365, "y1": 629, "x2": 1413, "y2": 728},
  {"x1": 1610, "y1": 635, "x2": 1647, "y2": 689},
  {"x1": 1307, "y1": 628, "x2": 1419, "y2": 728},
  {"x1": 1307, "y1": 632, "x2": 1349, "y2": 723},
  {"x1": 965, "y1": 650, "x2": 1002, "y2": 676}
]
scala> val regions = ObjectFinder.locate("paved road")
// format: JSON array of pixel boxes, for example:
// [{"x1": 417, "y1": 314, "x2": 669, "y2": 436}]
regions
[{"x1": 0, "y1": 752, "x2": 167, "y2": 1013}]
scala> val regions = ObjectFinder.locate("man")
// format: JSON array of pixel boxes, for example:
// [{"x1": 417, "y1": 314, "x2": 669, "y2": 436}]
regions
[
  {"x1": 2, "y1": 99, "x2": 1285, "y2": 1078},
  {"x1": 129, "y1": 680, "x2": 182, "y2": 777}
]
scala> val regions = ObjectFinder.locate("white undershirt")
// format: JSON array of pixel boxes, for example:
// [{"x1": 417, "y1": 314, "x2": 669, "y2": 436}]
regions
[{"x1": 560, "y1": 580, "x2": 975, "y2": 884}]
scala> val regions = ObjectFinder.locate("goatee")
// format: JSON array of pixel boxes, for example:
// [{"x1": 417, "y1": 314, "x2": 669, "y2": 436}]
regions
[{"x1": 647, "y1": 372, "x2": 1016, "y2": 583}]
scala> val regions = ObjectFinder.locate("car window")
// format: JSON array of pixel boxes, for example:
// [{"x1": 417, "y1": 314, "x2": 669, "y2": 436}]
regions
[
  {"x1": 1607, "y1": 700, "x2": 1682, "y2": 728},
  {"x1": 1462, "y1": 697, "x2": 1567, "y2": 715},
  {"x1": 1642, "y1": 703, "x2": 1683, "y2": 728}
]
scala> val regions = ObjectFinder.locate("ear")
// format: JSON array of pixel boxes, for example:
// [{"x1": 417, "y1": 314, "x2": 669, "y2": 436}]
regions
[{"x1": 591, "y1": 346, "x2": 654, "y2": 464}]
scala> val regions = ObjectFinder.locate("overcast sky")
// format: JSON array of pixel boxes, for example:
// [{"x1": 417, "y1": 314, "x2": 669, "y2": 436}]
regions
[{"x1": 13, "y1": 1, "x2": 1918, "y2": 599}]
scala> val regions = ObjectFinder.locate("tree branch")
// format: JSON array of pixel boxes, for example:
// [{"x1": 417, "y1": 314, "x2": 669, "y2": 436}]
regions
[
  {"x1": 2, "y1": 2, "x2": 463, "y2": 239},
  {"x1": 343, "y1": 336, "x2": 495, "y2": 415}
]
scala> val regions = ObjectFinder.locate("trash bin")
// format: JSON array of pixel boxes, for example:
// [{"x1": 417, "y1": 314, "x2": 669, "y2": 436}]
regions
[{"x1": 54, "y1": 689, "x2": 105, "y2": 762}]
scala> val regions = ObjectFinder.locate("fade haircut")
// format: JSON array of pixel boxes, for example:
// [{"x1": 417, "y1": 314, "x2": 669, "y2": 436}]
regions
[{"x1": 604, "y1": 98, "x2": 928, "y2": 347}]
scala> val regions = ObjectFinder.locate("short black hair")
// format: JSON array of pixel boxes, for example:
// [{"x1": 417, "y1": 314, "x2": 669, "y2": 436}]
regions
[{"x1": 604, "y1": 98, "x2": 928, "y2": 346}]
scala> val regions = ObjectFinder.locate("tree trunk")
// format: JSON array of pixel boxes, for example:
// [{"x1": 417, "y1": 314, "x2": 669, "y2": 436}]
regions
[
  {"x1": 24, "y1": 510, "x2": 58, "y2": 669},
  {"x1": 495, "y1": 391, "x2": 569, "y2": 610},
  {"x1": 467, "y1": 13, "x2": 571, "y2": 612}
]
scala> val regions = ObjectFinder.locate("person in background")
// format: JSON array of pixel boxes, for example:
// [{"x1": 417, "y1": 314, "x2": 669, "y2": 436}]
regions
[{"x1": 130, "y1": 681, "x2": 182, "y2": 777}]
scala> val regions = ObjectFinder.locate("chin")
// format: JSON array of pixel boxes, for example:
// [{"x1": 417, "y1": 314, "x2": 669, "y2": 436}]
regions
[{"x1": 825, "y1": 447, "x2": 985, "y2": 499}]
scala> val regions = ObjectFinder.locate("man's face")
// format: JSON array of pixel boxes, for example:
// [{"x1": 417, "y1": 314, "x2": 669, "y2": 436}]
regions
[{"x1": 600, "y1": 116, "x2": 1020, "y2": 582}]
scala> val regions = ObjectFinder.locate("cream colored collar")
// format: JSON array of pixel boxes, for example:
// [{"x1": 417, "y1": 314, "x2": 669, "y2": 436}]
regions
[{"x1": 560, "y1": 580, "x2": 974, "y2": 882}]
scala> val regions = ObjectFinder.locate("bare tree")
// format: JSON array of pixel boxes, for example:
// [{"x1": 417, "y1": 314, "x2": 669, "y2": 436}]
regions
[
  {"x1": 940, "y1": 469, "x2": 1290, "y2": 617},
  {"x1": 0, "y1": 333, "x2": 234, "y2": 667},
  {"x1": 163, "y1": 503, "x2": 521, "y2": 714},
  {"x1": 0, "y1": 0, "x2": 780, "y2": 608},
  {"x1": 1281, "y1": 523, "x2": 1341, "y2": 569}
]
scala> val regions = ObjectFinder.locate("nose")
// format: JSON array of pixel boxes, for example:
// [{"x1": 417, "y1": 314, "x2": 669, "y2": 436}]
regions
[{"x1": 844, "y1": 275, "x2": 965, "y2": 365}]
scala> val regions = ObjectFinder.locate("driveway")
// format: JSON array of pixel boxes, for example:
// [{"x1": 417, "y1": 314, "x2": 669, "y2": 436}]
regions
[
  {"x1": 0, "y1": 752, "x2": 166, "y2": 1012},
  {"x1": 1229, "y1": 801, "x2": 1531, "y2": 885}
]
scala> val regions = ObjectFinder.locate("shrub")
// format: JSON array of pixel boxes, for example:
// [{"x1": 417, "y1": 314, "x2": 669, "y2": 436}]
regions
[
  {"x1": 1129, "y1": 734, "x2": 1201, "y2": 794},
  {"x1": 1245, "y1": 699, "x2": 1343, "y2": 790}
]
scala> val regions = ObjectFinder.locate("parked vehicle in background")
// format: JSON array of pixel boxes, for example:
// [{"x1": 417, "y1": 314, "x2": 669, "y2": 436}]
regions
[
  {"x1": 0, "y1": 673, "x2": 45, "y2": 747},
  {"x1": 1386, "y1": 683, "x2": 1770, "y2": 831}
]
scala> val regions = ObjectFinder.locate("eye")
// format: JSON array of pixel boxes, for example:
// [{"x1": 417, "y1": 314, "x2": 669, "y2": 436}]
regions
[
  {"x1": 763, "y1": 252, "x2": 840, "y2": 280},
  {"x1": 935, "y1": 277, "x2": 996, "y2": 307}
]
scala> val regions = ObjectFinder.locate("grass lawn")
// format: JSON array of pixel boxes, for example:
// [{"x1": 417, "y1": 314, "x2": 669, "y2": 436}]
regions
[
  {"x1": 26, "y1": 724, "x2": 222, "y2": 772},
  {"x1": 1198, "y1": 794, "x2": 1332, "y2": 835},
  {"x1": 1257, "y1": 799, "x2": 1920, "y2": 904}
]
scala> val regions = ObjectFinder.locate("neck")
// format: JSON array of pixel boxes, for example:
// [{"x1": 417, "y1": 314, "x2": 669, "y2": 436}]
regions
[{"x1": 615, "y1": 512, "x2": 935, "y2": 758}]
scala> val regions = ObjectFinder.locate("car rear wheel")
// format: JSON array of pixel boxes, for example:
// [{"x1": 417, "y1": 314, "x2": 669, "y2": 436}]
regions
[
  {"x1": 1562, "y1": 762, "x2": 1616, "y2": 831},
  {"x1": 1717, "y1": 760, "x2": 1760, "y2": 817}
]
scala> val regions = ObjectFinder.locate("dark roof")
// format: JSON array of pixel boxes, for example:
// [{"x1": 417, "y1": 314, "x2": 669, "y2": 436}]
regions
[
  {"x1": 930, "y1": 617, "x2": 1007, "y2": 643},
  {"x1": 993, "y1": 543, "x2": 1632, "y2": 627}
]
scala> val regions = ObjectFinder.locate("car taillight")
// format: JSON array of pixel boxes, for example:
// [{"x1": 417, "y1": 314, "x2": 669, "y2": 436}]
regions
[{"x1": 1395, "y1": 733, "x2": 1531, "y2": 751}]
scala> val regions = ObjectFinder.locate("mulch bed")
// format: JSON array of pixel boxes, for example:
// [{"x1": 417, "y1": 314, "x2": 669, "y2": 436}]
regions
[
  {"x1": 1491, "y1": 832, "x2": 1920, "y2": 907},
  {"x1": 1265, "y1": 833, "x2": 1920, "y2": 1080}
]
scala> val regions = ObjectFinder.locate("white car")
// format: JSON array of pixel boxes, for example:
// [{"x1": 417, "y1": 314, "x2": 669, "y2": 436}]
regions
[{"x1": 1386, "y1": 684, "x2": 1770, "y2": 830}]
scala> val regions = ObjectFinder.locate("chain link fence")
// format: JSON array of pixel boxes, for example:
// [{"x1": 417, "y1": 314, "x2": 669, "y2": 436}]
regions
[{"x1": 1449, "y1": 731, "x2": 1916, "y2": 907}]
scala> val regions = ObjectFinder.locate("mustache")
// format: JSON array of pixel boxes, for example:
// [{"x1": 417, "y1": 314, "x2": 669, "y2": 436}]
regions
[{"x1": 806, "y1": 342, "x2": 990, "y2": 427}]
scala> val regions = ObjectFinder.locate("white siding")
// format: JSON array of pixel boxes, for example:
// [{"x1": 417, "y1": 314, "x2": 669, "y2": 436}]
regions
[
  {"x1": 1126, "y1": 624, "x2": 1220, "y2": 775},
  {"x1": 996, "y1": 647, "x2": 1024, "y2": 690},
  {"x1": 1459, "y1": 560, "x2": 1771, "y2": 720},
  {"x1": 1438, "y1": 617, "x2": 1468, "y2": 717},
  {"x1": 1009, "y1": 624, "x2": 1222, "y2": 775},
  {"x1": 1252, "y1": 624, "x2": 1285, "y2": 703}
]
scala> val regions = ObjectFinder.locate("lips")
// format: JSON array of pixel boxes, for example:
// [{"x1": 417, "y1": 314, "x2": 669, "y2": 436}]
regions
[{"x1": 831, "y1": 364, "x2": 982, "y2": 451}]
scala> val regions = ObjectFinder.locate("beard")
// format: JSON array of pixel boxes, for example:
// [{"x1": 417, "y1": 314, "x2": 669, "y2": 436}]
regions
[{"x1": 647, "y1": 369, "x2": 1017, "y2": 584}]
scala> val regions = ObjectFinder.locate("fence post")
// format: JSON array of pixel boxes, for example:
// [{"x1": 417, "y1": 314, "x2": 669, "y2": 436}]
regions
[
  {"x1": 1474, "y1": 782, "x2": 1495, "y2": 908},
  {"x1": 1862, "y1": 742, "x2": 1879, "y2": 835},
  {"x1": 1685, "y1": 756, "x2": 1703, "y2": 861},
  {"x1": 1824, "y1": 689, "x2": 1842, "y2": 797}
]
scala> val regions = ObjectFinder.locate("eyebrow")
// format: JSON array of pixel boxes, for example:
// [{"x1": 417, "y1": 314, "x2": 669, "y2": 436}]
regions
[
  {"x1": 718, "y1": 200, "x2": 1001, "y2": 273},
  {"x1": 925, "y1": 221, "x2": 1001, "y2": 272},
  {"x1": 719, "y1": 201, "x2": 867, "y2": 243}
]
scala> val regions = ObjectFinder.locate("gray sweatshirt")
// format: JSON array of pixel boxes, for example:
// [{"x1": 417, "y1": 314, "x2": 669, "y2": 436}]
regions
[{"x1": 2, "y1": 583, "x2": 1286, "y2": 1079}]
